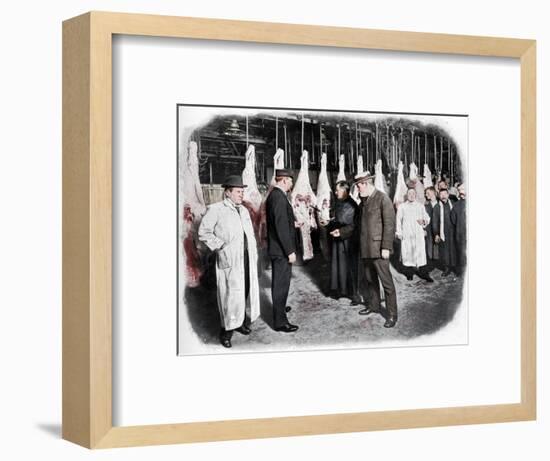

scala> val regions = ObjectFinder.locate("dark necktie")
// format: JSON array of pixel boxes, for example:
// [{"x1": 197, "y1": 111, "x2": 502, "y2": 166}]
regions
[{"x1": 236, "y1": 206, "x2": 248, "y2": 251}]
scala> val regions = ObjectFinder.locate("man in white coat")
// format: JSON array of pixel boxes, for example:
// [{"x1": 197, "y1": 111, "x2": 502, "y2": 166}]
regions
[
  {"x1": 395, "y1": 188, "x2": 434, "y2": 282},
  {"x1": 198, "y1": 175, "x2": 261, "y2": 348}
]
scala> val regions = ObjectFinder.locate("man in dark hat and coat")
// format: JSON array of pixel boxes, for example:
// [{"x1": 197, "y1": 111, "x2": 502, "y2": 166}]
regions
[
  {"x1": 198, "y1": 175, "x2": 260, "y2": 348},
  {"x1": 265, "y1": 169, "x2": 299, "y2": 332},
  {"x1": 333, "y1": 171, "x2": 398, "y2": 328}
]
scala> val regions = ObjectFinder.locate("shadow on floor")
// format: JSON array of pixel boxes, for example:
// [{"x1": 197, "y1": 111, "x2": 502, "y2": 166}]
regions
[{"x1": 36, "y1": 423, "x2": 61, "y2": 439}]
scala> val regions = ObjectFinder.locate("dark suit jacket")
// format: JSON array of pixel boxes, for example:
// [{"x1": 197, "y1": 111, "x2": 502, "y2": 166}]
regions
[
  {"x1": 424, "y1": 201, "x2": 437, "y2": 260},
  {"x1": 340, "y1": 189, "x2": 396, "y2": 259},
  {"x1": 451, "y1": 199, "x2": 467, "y2": 244},
  {"x1": 432, "y1": 200, "x2": 456, "y2": 266},
  {"x1": 266, "y1": 187, "x2": 297, "y2": 257}
]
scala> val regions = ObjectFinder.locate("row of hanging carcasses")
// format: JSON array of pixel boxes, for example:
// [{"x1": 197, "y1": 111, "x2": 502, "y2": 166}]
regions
[{"x1": 180, "y1": 140, "x2": 439, "y2": 287}]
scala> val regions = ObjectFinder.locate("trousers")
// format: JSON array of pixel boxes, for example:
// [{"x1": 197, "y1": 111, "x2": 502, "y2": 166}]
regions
[
  {"x1": 271, "y1": 256, "x2": 291, "y2": 328},
  {"x1": 363, "y1": 258, "x2": 398, "y2": 318}
]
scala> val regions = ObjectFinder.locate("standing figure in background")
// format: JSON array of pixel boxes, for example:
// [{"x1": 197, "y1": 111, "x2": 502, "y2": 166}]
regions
[
  {"x1": 432, "y1": 188, "x2": 456, "y2": 277},
  {"x1": 326, "y1": 181, "x2": 361, "y2": 305},
  {"x1": 395, "y1": 188, "x2": 433, "y2": 282},
  {"x1": 266, "y1": 169, "x2": 300, "y2": 333},
  {"x1": 335, "y1": 171, "x2": 398, "y2": 328},
  {"x1": 198, "y1": 176, "x2": 260, "y2": 348},
  {"x1": 451, "y1": 183, "x2": 467, "y2": 276},
  {"x1": 424, "y1": 186, "x2": 439, "y2": 272}
]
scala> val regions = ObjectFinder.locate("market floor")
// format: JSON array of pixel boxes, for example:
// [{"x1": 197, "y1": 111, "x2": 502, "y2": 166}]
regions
[{"x1": 184, "y1": 254, "x2": 466, "y2": 354}]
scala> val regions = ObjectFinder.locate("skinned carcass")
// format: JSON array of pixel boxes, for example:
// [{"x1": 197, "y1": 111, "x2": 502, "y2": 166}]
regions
[
  {"x1": 393, "y1": 160, "x2": 408, "y2": 208},
  {"x1": 409, "y1": 162, "x2": 425, "y2": 205},
  {"x1": 316, "y1": 153, "x2": 332, "y2": 223},
  {"x1": 374, "y1": 159, "x2": 387, "y2": 194},
  {"x1": 241, "y1": 144, "x2": 263, "y2": 238},
  {"x1": 351, "y1": 155, "x2": 364, "y2": 204},
  {"x1": 259, "y1": 148, "x2": 285, "y2": 248},
  {"x1": 409, "y1": 162, "x2": 419, "y2": 181},
  {"x1": 291, "y1": 150, "x2": 318, "y2": 261},
  {"x1": 423, "y1": 164, "x2": 433, "y2": 188},
  {"x1": 270, "y1": 148, "x2": 285, "y2": 186},
  {"x1": 181, "y1": 141, "x2": 206, "y2": 287},
  {"x1": 336, "y1": 154, "x2": 346, "y2": 182}
]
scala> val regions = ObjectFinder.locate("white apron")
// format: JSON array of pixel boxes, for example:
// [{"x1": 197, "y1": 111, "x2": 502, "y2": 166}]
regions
[{"x1": 396, "y1": 200, "x2": 431, "y2": 268}]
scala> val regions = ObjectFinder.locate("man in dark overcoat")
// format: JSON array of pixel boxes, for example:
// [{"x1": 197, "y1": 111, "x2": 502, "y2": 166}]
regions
[
  {"x1": 325, "y1": 181, "x2": 360, "y2": 304},
  {"x1": 432, "y1": 188, "x2": 457, "y2": 276},
  {"x1": 451, "y1": 183, "x2": 467, "y2": 276},
  {"x1": 424, "y1": 186, "x2": 439, "y2": 271},
  {"x1": 265, "y1": 169, "x2": 299, "y2": 332},
  {"x1": 334, "y1": 171, "x2": 398, "y2": 328}
]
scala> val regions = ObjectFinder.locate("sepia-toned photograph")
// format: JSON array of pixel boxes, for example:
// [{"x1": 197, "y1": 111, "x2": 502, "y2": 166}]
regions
[{"x1": 177, "y1": 104, "x2": 468, "y2": 355}]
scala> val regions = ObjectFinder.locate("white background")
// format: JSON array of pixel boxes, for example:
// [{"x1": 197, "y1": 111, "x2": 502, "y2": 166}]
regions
[
  {"x1": 0, "y1": 0, "x2": 548, "y2": 459},
  {"x1": 114, "y1": 36, "x2": 516, "y2": 426}
]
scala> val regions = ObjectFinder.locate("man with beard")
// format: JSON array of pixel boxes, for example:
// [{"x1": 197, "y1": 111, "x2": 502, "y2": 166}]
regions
[
  {"x1": 326, "y1": 181, "x2": 361, "y2": 305},
  {"x1": 432, "y1": 188, "x2": 457, "y2": 276},
  {"x1": 265, "y1": 169, "x2": 299, "y2": 333},
  {"x1": 451, "y1": 183, "x2": 467, "y2": 276}
]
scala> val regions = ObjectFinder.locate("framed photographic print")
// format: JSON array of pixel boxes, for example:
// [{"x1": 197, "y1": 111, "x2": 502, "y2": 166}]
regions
[{"x1": 62, "y1": 11, "x2": 536, "y2": 449}]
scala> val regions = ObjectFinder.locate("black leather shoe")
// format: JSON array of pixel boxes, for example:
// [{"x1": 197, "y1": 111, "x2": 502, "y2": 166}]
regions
[
  {"x1": 235, "y1": 324, "x2": 251, "y2": 335},
  {"x1": 384, "y1": 317, "x2": 397, "y2": 328},
  {"x1": 358, "y1": 307, "x2": 379, "y2": 316},
  {"x1": 275, "y1": 323, "x2": 299, "y2": 333},
  {"x1": 220, "y1": 337, "x2": 232, "y2": 348},
  {"x1": 350, "y1": 295, "x2": 362, "y2": 306},
  {"x1": 285, "y1": 306, "x2": 292, "y2": 313},
  {"x1": 219, "y1": 329, "x2": 233, "y2": 347}
]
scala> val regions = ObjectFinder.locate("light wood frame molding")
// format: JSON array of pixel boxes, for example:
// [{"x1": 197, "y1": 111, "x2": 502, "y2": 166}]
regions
[{"x1": 62, "y1": 11, "x2": 537, "y2": 449}]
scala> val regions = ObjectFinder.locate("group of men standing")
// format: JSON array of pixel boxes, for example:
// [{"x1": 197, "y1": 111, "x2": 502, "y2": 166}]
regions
[
  {"x1": 424, "y1": 181, "x2": 467, "y2": 277},
  {"x1": 197, "y1": 168, "x2": 466, "y2": 348},
  {"x1": 321, "y1": 174, "x2": 467, "y2": 330}
]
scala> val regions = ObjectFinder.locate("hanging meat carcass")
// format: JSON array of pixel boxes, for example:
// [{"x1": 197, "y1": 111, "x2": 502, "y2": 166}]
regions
[
  {"x1": 259, "y1": 148, "x2": 285, "y2": 248},
  {"x1": 336, "y1": 154, "x2": 346, "y2": 182},
  {"x1": 270, "y1": 148, "x2": 285, "y2": 186},
  {"x1": 291, "y1": 150, "x2": 318, "y2": 261},
  {"x1": 374, "y1": 159, "x2": 387, "y2": 194},
  {"x1": 423, "y1": 164, "x2": 433, "y2": 188},
  {"x1": 181, "y1": 140, "x2": 206, "y2": 287},
  {"x1": 409, "y1": 162, "x2": 426, "y2": 205},
  {"x1": 316, "y1": 153, "x2": 332, "y2": 222},
  {"x1": 393, "y1": 160, "x2": 408, "y2": 208},
  {"x1": 241, "y1": 144, "x2": 263, "y2": 239},
  {"x1": 351, "y1": 155, "x2": 364, "y2": 204},
  {"x1": 409, "y1": 162, "x2": 418, "y2": 182}
]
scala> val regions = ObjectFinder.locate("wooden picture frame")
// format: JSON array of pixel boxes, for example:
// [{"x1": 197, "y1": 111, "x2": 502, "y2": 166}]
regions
[{"x1": 62, "y1": 11, "x2": 536, "y2": 449}]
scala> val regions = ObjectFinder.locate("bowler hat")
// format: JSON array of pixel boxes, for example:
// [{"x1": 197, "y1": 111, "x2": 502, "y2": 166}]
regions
[
  {"x1": 275, "y1": 168, "x2": 293, "y2": 178},
  {"x1": 353, "y1": 171, "x2": 375, "y2": 184},
  {"x1": 221, "y1": 175, "x2": 247, "y2": 188}
]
